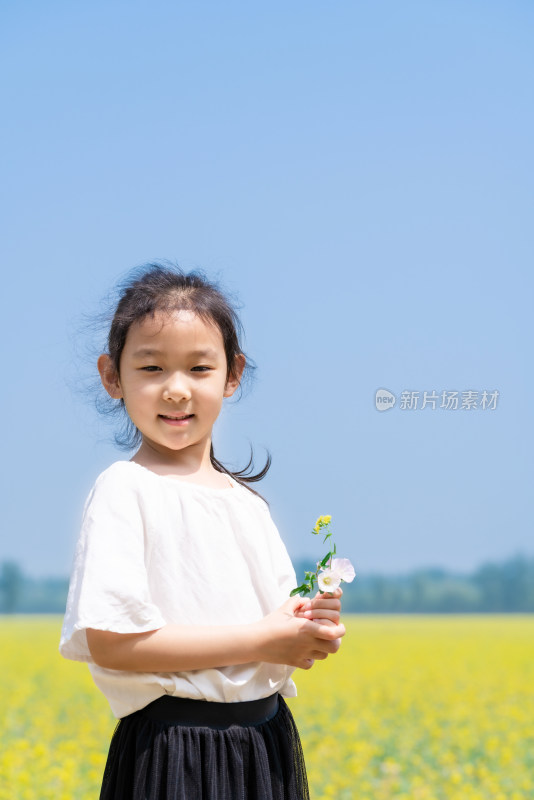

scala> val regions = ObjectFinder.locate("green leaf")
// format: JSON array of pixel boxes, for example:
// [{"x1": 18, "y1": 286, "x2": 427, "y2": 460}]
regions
[{"x1": 290, "y1": 584, "x2": 310, "y2": 597}]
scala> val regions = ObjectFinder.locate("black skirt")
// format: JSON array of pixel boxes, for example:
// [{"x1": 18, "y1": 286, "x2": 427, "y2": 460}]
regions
[{"x1": 99, "y1": 694, "x2": 309, "y2": 800}]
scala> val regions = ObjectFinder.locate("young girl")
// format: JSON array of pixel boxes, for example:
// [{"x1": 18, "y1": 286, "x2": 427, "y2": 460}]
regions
[{"x1": 59, "y1": 264, "x2": 345, "y2": 800}]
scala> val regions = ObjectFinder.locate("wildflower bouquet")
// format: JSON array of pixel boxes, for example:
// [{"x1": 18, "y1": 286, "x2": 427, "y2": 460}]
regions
[{"x1": 290, "y1": 515, "x2": 355, "y2": 597}]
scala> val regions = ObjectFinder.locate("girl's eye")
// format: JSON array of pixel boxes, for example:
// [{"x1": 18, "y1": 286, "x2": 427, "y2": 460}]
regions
[
  {"x1": 191, "y1": 365, "x2": 211, "y2": 372},
  {"x1": 140, "y1": 366, "x2": 162, "y2": 372}
]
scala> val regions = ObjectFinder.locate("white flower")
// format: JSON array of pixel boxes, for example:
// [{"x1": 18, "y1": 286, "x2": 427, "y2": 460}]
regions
[
  {"x1": 317, "y1": 568, "x2": 341, "y2": 592},
  {"x1": 317, "y1": 558, "x2": 356, "y2": 593},
  {"x1": 330, "y1": 558, "x2": 356, "y2": 583}
]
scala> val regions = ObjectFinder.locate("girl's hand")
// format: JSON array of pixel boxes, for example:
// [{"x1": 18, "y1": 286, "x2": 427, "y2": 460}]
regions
[
  {"x1": 294, "y1": 587, "x2": 342, "y2": 626},
  {"x1": 254, "y1": 596, "x2": 345, "y2": 670}
]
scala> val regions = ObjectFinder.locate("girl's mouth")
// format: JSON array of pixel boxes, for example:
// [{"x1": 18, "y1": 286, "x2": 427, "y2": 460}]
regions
[{"x1": 159, "y1": 414, "x2": 194, "y2": 426}]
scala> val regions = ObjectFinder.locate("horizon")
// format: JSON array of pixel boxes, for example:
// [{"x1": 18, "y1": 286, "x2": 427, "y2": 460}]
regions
[{"x1": 6, "y1": 547, "x2": 533, "y2": 583}]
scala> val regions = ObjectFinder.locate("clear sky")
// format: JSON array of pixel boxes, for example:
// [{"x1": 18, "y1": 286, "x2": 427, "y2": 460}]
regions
[{"x1": 1, "y1": 0, "x2": 532, "y2": 579}]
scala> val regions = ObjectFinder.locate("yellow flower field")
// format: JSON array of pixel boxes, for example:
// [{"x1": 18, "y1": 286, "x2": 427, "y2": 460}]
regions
[{"x1": 1, "y1": 615, "x2": 533, "y2": 799}]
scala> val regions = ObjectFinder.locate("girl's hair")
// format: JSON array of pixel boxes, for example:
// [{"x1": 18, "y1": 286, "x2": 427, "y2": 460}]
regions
[{"x1": 101, "y1": 262, "x2": 270, "y2": 495}]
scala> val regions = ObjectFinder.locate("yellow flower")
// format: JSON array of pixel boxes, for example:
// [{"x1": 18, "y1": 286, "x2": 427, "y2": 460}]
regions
[
  {"x1": 2, "y1": 615, "x2": 534, "y2": 799},
  {"x1": 314, "y1": 514, "x2": 332, "y2": 532}
]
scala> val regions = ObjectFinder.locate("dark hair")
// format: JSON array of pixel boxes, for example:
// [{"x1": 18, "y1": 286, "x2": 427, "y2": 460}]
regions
[{"x1": 100, "y1": 262, "x2": 270, "y2": 494}]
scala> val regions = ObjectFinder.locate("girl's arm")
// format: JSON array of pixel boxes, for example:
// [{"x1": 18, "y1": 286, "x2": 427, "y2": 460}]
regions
[{"x1": 86, "y1": 596, "x2": 345, "y2": 673}]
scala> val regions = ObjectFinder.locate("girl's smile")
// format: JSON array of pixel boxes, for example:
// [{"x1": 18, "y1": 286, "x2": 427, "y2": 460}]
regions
[{"x1": 159, "y1": 413, "x2": 194, "y2": 426}]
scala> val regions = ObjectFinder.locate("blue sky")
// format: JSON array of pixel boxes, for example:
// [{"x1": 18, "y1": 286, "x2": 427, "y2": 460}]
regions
[{"x1": 1, "y1": 1, "x2": 533, "y2": 578}]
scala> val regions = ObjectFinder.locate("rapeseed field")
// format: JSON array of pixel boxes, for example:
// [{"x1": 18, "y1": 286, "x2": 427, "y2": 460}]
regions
[{"x1": 1, "y1": 615, "x2": 533, "y2": 799}]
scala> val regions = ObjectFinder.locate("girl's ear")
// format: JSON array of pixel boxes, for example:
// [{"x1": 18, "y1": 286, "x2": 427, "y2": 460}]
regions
[
  {"x1": 223, "y1": 353, "x2": 246, "y2": 398},
  {"x1": 97, "y1": 354, "x2": 123, "y2": 399}
]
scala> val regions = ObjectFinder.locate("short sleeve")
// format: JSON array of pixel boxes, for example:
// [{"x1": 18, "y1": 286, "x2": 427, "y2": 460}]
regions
[{"x1": 59, "y1": 464, "x2": 166, "y2": 663}]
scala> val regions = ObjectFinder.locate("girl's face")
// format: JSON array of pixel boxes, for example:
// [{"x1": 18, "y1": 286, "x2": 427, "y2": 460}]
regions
[{"x1": 99, "y1": 310, "x2": 243, "y2": 465}]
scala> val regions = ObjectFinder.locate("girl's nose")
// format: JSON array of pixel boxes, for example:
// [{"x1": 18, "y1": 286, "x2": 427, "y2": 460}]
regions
[{"x1": 162, "y1": 373, "x2": 192, "y2": 402}]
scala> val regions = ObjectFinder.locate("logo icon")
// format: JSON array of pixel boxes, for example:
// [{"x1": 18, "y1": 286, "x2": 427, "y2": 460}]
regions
[{"x1": 375, "y1": 388, "x2": 396, "y2": 412}]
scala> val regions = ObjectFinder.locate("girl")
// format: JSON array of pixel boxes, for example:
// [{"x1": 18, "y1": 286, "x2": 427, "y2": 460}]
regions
[{"x1": 59, "y1": 264, "x2": 345, "y2": 800}]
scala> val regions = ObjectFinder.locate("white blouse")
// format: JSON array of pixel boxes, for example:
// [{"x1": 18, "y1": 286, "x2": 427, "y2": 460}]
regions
[{"x1": 59, "y1": 461, "x2": 298, "y2": 718}]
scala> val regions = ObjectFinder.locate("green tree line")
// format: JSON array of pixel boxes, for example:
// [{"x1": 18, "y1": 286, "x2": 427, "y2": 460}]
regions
[
  {"x1": 292, "y1": 553, "x2": 534, "y2": 613},
  {"x1": 1, "y1": 554, "x2": 533, "y2": 614}
]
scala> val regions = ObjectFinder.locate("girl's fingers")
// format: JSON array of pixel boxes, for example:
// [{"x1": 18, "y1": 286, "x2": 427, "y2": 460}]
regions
[
  {"x1": 285, "y1": 596, "x2": 311, "y2": 615},
  {"x1": 307, "y1": 636, "x2": 342, "y2": 660},
  {"x1": 313, "y1": 621, "x2": 345, "y2": 641},
  {"x1": 298, "y1": 609, "x2": 340, "y2": 623},
  {"x1": 310, "y1": 596, "x2": 341, "y2": 611},
  {"x1": 307, "y1": 599, "x2": 341, "y2": 622},
  {"x1": 293, "y1": 597, "x2": 340, "y2": 621},
  {"x1": 309, "y1": 652, "x2": 328, "y2": 661}
]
